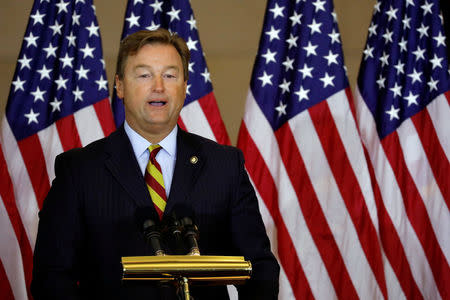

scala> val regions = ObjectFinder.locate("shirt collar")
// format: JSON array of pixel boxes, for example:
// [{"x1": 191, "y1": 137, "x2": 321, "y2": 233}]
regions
[{"x1": 124, "y1": 121, "x2": 177, "y2": 159}]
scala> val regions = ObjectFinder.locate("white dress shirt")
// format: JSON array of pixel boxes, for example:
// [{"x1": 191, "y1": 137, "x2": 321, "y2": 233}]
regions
[{"x1": 124, "y1": 121, "x2": 177, "y2": 197}]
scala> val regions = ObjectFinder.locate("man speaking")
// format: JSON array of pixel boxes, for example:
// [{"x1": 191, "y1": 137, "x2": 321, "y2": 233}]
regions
[{"x1": 31, "y1": 29, "x2": 279, "y2": 299}]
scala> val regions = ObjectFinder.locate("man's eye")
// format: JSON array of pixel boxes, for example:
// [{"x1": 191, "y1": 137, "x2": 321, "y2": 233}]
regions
[
  {"x1": 164, "y1": 74, "x2": 176, "y2": 79},
  {"x1": 139, "y1": 74, "x2": 150, "y2": 78}
]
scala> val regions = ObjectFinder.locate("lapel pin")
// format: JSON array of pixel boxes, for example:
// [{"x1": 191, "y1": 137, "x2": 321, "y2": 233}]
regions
[{"x1": 190, "y1": 156, "x2": 198, "y2": 164}]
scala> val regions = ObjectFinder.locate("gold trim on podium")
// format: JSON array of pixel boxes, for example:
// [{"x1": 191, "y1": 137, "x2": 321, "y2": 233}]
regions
[{"x1": 122, "y1": 255, "x2": 252, "y2": 285}]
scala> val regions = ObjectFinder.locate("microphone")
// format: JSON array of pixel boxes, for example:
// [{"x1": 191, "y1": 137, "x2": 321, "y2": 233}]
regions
[
  {"x1": 135, "y1": 207, "x2": 165, "y2": 256},
  {"x1": 163, "y1": 213, "x2": 184, "y2": 255},
  {"x1": 142, "y1": 218, "x2": 165, "y2": 256},
  {"x1": 180, "y1": 216, "x2": 200, "y2": 256}
]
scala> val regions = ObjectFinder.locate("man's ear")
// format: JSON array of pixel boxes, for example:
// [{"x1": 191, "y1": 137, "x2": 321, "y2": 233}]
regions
[{"x1": 115, "y1": 74, "x2": 124, "y2": 99}]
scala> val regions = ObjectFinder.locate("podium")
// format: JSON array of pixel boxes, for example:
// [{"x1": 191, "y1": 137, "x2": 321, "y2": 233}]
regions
[{"x1": 122, "y1": 255, "x2": 252, "y2": 299}]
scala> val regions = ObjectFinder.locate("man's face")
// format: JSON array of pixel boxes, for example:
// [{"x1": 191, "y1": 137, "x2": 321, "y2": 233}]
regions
[{"x1": 116, "y1": 43, "x2": 187, "y2": 140}]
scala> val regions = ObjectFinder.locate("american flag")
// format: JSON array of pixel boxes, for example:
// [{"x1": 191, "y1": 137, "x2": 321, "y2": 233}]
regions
[
  {"x1": 355, "y1": 0, "x2": 449, "y2": 299},
  {"x1": 237, "y1": 0, "x2": 388, "y2": 299},
  {"x1": 111, "y1": 0, "x2": 230, "y2": 145},
  {"x1": 0, "y1": 0, "x2": 115, "y2": 299}
]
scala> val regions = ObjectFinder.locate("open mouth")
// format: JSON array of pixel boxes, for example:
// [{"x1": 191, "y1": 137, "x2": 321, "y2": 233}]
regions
[{"x1": 148, "y1": 100, "x2": 167, "y2": 107}]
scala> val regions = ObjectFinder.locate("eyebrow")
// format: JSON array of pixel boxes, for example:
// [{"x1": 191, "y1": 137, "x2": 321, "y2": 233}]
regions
[{"x1": 134, "y1": 64, "x2": 180, "y2": 72}]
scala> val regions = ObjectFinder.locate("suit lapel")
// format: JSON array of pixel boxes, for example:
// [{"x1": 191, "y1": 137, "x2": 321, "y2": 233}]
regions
[
  {"x1": 103, "y1": 126, "x2": 154, "y2": 212},
  {"x1": 165, "y1": 129, "x2": 204, "y2": 216}
]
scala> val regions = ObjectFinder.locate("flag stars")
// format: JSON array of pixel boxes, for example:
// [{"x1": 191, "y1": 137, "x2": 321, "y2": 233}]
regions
[
  {"x1": 282, "y1": 57, "x2": 294, "y2": 71},
  {"x1": 37, "y1": 65, "x2": 52, "y2": 80},
  {"x1": 186, "y1": 15, "x2": 197, "y2": 30},
  {"x1": 385, "y1": 5, "x2": 398, "y2": 21},
  {"x1": 150, "y1": 0, "x2": 163, "y2": 13},
  {"x1": 308, "y1": 19, "x2": 322, "y2": 34},
  {"x1": 265, "y1": 26, "x2": 280, "y2": 41},
  {"x1": 258, "y1": 71, "x2": 273, "y2": 87},
  {"x1": 320, "y1": 72, "x2": 335, "y2": 88},
  {"x1": 186, "y1": 84, "x2": 191, "y2": 95},
  {"x1": 382, "y1": 29, "x2": 393, "y2": 43},
  {"x1": 363, "y1": 45, "x2": 374, "y2": 60},
  {"x1": 393, "y1": 61, "x2": 404, "y2": 75},
  {"x1": 269, "y1": 3, "x2": 284, "y2": 19},
  {"x1": 66, "y1": 32, "x2": 76, "y2": 47},
  {"x1": 402, "y1": 16, "x2": 411, "y2": 29},
  {"x1": 49, "y1": 20, "x2": 63, "y2": 36},
  {"x1": 398, "y1": 37, "x2": 407, "y2": 52},
  {"x1": 188, "y1": 62, "x2": 195, "y2": 73},
  {"x1": 279, "y1": 79, "x2": 291, "y2": 94},
  {"x1": 186, "y1": 37, "x2": 198, "y2": 51},
  {"x1": 295, "y1": 86, "x2": 309, "y2": 102},
  {"x1": 328, "y1": 29, "x2": 340, "y2": 44},
  {"x1": 430, "y1": 54, "x2": 443, "y2": 69},
  {"x1": 385, "y1": 105, "x2": 400, "y2": 121},
  {"x1": 416, "y1": 23, "x2": 429, "y2": 38},
  {"x1": 404, "y1": 92, "x2": 418, "y2": 107},
  {"x1": 406, "y1": 0, "x2": 415, "y2": 7},
  {"x1": 12, "y1": 76, "x2": 26, "y2": 92},
  {"x1": 427, "y1": 78, "x2": 438, "y2": 91},
  {"x1": 303, "y1": 42, "x2": 318, "y2": 57},
  {"x1": 275, "y1": 101, "x2": 287, "y2": 117},
  {"x1": 289, "y1": 11, "x2": 302, "y2": 26},
  {"x1": 312, "y1": 0, "x2": 326, "y2": 12},
  {"x1": 30, "y1": 10, "x2": 45, "y2": 25},
  {"x1": 55, "y1": 75, "x2": 68, "y2": 90},
  {"x1": 167, "y1": 6, "x2": 181, "y2": 22},
  {"x1": 433, "y1": 32, "x2": 446, "y2": 47},
  {"x1": 56, "y1": 0, "x2": 69, "y2": 14},
  {"x1": 49, "y1": 98, "x2": 63, "y2": 112},
  {"x1": 298, "y1": 64, "x2": 313, "y2": 79},
  {"x1": 24, "y1": 32, "x2": 39, "y2": 48},
  {"x1": 368, "y1": 22, "x2": 377, "y2": 37},
  {"x1": 85, "y1": 22, "x2": 99, "y2": 37},
  {"x1": 412, "y1": 46, "x2": 425, "y2": 60},
  {"x1": 95, "y1": 75, "x2": 108, "y2": 91},
  {"x1": 421, "y1": 1, "x2": 433, "y2": 15},
  {"x1": 75, "y1": 65, "x2": 89, "y2": 80},
  {"x1": 72, "y1": 11, "x2": 81, "y2": 25},
  {"x1": 126, "y1": 12, "x2": 140, "y2": 28},
  {"x1": 146, "y1": 21, "x2": 160, "y2": 31},
  {"x1": 73, "y1": 86, "x2": 84, "y2": 102},
  {"x1": 25, "y1": 109, "x2": 40, "y2": 124},
  {"x1": 376, "y1": 75, "x2": 386, "y2": 89},
  {"x1": 389, "y1": 82, "x2": 402, "y2": 98},
  {"x1": 18, "y1": 55, "x2": 32, "y2": 70},
  {"x1": 286, "y1": 34, "x2": 298, "y2": 49},
  {"x1": 80, "y1": 43, "x2": 95, "y2": 59},
  {"x1": 407, "y1": 68, "x2": 422, "y2": 83},
  {"x1": 43, "y1": 43, "x2": 58, "y2": 58},
  {"x1": 201, "y1": 68, "x2": 211, "y2": 83},
  {"x1": 324, "y1": 50, "x2": 339, "y2": 66},
  {"x1": 261, "y1": 49, "x2": 277, "y2": 64},
  {"x1": 59, "y1": 53, "x2": 74, "y2": 68},
  {"x1": 379, "y1": 51, "x2": 389, "y2": 67},
  {"x1": 31, "y1": 87, "x2": 46, "y2": 102}
]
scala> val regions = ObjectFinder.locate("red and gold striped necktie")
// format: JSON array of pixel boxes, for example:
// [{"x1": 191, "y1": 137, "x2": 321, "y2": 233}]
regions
[{"x1": 144, "y1": 144, "x2": 166, "y2": 219}]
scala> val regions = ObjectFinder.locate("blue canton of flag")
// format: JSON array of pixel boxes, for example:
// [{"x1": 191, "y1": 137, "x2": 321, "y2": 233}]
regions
[
  {"x1": 251, "y1": 0, "x2": 349, "y2": 131},
  {"x1": 7, "y1": 0, "x2": 109, "y2": 141},
  {"x1": 112, "y1": 0, "x2": 213, "y2": 127},
  {"x1": 358, "y1": 0, "x2": 449, "y2": 139}
]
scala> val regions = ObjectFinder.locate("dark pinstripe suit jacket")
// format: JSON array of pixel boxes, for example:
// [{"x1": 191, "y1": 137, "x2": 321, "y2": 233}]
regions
[{"x1": 31, "y1": 126, "x2": 279, "y2": 299}]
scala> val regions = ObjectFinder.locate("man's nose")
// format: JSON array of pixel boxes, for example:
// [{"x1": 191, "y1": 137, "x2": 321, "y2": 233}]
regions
[{"x1": 152, "y1": 75, "x2": 164, "y2": 92}]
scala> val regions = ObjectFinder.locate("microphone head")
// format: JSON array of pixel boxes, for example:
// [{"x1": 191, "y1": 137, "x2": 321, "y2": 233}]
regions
[{"x1": 134, "y1": 206, "x2": 160, "y2": 231}]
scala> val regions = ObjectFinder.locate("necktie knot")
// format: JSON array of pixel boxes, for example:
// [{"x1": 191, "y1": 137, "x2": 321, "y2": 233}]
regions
[{"x1": 149, "y1": 144, "x2": 162, "y2": 163}]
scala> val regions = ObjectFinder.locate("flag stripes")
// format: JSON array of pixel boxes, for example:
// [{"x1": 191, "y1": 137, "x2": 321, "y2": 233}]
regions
[
  {"x1": 355, "y1": 86, "x2": 448, "y2": 299},
  {"x1": 239, "y1": 85, "x2": 386, "y2": 298}
]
